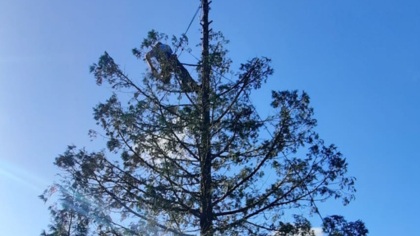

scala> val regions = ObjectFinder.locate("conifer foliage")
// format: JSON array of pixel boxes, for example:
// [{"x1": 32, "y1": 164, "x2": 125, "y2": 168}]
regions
[{"x1": 41, "y1": 1, "x2": 367, "y2": 235}]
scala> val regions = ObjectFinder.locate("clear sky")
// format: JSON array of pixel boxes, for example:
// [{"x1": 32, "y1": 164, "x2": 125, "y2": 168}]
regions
[{"x1": 1, "y1": 0, "x2": 419, "y2": 235}]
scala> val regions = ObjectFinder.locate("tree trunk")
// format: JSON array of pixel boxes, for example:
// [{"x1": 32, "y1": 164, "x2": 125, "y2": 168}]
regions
[{"x1": 200, "y1": 0, "x2": 213, "y2": 235}]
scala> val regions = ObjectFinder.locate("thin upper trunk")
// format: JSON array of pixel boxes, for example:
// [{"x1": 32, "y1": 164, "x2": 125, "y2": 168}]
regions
[{"x1": 199, "y1": 0, "x2": 213, "y2": 235}]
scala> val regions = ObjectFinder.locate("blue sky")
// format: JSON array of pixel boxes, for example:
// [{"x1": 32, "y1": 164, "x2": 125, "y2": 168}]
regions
[{"x1": 1, "y1": 0, "x2": 419, "y2": 235}]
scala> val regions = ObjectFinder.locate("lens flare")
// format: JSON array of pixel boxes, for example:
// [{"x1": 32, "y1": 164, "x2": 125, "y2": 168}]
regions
[{"x1": 0, "y1": 159, "x2": 49, "y2": 192}]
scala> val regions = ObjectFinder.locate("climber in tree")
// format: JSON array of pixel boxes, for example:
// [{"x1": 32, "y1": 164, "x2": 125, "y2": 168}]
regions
[{"x1": 145, "y1": 42, "x2": 200, "y2": 93}]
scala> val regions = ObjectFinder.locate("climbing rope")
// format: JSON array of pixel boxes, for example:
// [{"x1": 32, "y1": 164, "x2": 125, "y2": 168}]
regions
[
  {"x1": 184, "y1": 3, "x2": 201, "y2": 37},
  {"x1": 174, "y1": 2, "x2": 202, "y2": 55}
]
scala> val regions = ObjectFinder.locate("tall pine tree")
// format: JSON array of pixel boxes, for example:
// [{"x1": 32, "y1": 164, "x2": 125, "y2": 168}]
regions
[{"x1": 41, "y1": 1, "x2": 367, "y2": 235}]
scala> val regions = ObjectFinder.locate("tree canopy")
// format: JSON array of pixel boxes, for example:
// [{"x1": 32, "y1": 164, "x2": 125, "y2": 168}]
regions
[{"x1": 40, "y1": 1, "x2": 367, "y2": 235}]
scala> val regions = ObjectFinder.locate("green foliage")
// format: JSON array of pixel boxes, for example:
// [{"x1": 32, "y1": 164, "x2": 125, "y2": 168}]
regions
[
  {"x1": 42, "y1": 10, "x2": 366, "y2": 236},
  {"x1": 323, "y1": 215, "x2": 368, "y2": 236},
  {"x1": 40, "y1": 185, "x2": 91, "y2": 236}
]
